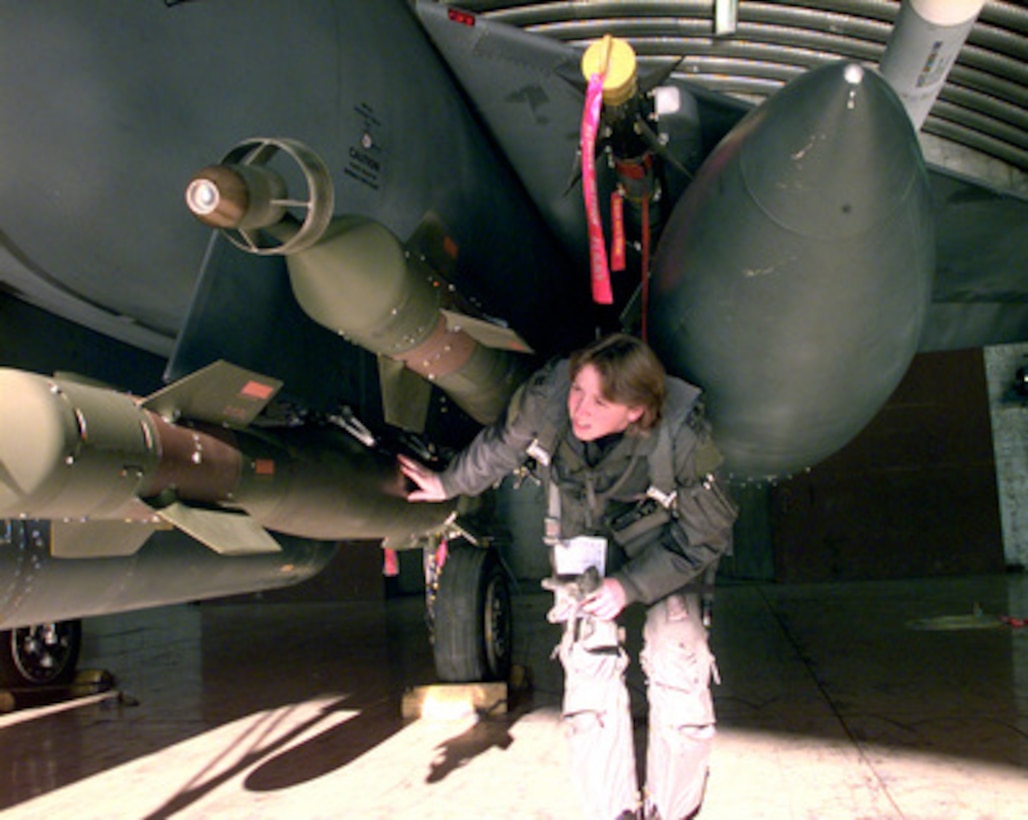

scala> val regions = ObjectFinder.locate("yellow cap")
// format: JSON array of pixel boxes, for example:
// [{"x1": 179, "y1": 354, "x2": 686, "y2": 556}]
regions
[{"x1": 581, "y1": 35, "x2": 638, "y2": 107}]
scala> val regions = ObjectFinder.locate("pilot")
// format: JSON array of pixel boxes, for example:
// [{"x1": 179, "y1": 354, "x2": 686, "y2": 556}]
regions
[{"x1": 400, "y1": 332, "x2": 736, "y2": 820}]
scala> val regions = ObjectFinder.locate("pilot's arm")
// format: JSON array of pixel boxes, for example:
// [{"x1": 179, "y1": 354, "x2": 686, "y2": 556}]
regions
[
  {"x1": 401, "y1": 360, "x2": 560, "y2": 503},
  {"x1": 609, "y1": 419, "x2": 734, "y2": 608}
]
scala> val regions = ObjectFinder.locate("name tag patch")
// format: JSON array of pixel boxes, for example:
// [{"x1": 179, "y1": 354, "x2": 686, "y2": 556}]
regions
[{"x1": 553, "y1": 535, "x2": 607, "y2": 577}]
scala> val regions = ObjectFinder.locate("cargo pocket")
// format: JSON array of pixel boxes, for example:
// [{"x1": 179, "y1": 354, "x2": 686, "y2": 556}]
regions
[
  {"x1": 559, "y1": 619, "x2": 628, "y2": 721},
  {"x1": 641, "y1": 597, "x2": 716, "y2": 728}
]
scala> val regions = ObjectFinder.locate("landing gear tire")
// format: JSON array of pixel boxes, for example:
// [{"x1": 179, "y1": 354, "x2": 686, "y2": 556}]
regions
[
  {"x1": 0, "y1": 620, "x2": 82, "y2": 689},
  {"x1": 433, "y1": 545, "x2": 511, "y2": 683}
]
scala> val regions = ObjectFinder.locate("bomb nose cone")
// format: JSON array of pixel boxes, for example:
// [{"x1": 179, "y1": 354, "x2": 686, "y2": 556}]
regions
[
  {"x1": 185, "y1": 165, "x2": 252, "y2": 229},
  {"x1": 0, "y1": 370, "x2": 77, "y2": 515},
  {"x1": 185, "y1": 156, "x2": 289, "y2": 233}
]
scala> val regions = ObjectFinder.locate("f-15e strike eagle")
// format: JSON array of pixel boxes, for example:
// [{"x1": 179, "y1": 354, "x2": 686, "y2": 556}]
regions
[{"x1": 0, "y1": 0, "x2": 1025, "y2": 688}]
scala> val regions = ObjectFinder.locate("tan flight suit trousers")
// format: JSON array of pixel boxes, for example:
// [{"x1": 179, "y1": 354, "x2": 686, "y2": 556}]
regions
[{"x1": 558, "y1": 592, "x2": 716, "y2": 820}]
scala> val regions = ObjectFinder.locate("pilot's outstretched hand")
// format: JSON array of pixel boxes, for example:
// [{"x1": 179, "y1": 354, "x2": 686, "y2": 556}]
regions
[{"x1": 398, "y1": 454, "x2": 448, "y2": 503}]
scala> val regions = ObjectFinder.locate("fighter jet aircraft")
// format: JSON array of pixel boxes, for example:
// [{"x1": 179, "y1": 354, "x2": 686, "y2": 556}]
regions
[{"x1": 0, "y1": 0, "x2": 1025, "y2": 688}]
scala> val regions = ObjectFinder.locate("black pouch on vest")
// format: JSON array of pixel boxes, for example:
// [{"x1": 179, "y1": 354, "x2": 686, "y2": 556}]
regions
[
  {"x1": 676, "y1": 474, "x2": 739, "y2": 548},
  {"x1": 607, "y1": 499, "x2": 673, "y2": 556}
]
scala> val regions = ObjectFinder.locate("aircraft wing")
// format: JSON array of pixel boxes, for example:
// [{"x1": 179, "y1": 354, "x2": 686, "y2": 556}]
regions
[
  {"x1": 920, "y1": 170, "x2": 1028, "y2": 352},
  {"x1": 415, "y1": 1, "x2": 741, "y2": 265},
  {"x1": 414, "y1": 1, "x2": 590, "y2": 270}
]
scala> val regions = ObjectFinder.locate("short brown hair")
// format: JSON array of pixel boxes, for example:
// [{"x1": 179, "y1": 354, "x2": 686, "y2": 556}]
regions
[{"x1": 568, "y1": 333, "x2": 666, "y2": 432}]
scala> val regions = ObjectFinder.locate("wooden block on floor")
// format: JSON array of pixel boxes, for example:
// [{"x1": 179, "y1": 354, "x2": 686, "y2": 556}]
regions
[{"x1": 402, "y1": 681, "x2": 508, "y2": 720}]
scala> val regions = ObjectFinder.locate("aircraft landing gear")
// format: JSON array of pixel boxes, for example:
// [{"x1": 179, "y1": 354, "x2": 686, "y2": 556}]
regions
[
  {"x1": 0, "y1": 619, "x2": 82, "y2": 689},
  {"x1": 427, "y1": 540, "x2": 512, "y2": 683}
]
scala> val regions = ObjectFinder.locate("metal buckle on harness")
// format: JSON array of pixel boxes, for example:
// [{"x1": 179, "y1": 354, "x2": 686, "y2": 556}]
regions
[
  {"x1": 645, "y1": 484, "x2": 677, "y2": 510},
  {"x1": 526, "y1": 438, "x2": 551, "y2": 467}
]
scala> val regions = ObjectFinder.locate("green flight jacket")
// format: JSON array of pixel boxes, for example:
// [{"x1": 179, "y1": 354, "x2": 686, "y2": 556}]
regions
[{"x1": 438, "y1": 358, "x2": 736, "y2": 605}]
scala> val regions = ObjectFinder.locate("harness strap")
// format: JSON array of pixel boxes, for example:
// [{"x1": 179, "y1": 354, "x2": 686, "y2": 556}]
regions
[
  {"x1": 530, "y1": 420, "x2": 563, "y2": 545},
  {"x1": 645, "y1": 421, "x2": 677, "y2": 510},
  {"x1": 544, "y1": 481, "x2": 561, "y2": 545}
]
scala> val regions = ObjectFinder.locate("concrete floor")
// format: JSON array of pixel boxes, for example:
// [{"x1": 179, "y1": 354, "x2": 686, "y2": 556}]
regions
[{"x1": 1, "y1": 572, "x2": 1026, "y2": 819}]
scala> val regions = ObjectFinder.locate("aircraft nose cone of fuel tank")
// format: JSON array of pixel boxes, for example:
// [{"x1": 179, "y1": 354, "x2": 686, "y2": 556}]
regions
[
  {"x1": 0, "y1": 369, "x2": 77, "y2": 513},
  {"x1": 650, "y1": 61, "x2": 934, "y2": 479},
  {"x1": 742, "y1": 64, "x2": 923, "y2": 240}
]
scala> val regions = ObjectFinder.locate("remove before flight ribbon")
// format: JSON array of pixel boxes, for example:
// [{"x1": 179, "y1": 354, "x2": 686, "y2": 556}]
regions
[{"x1": 581, "y1": 72, "x2": 613, "y2": 305}]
